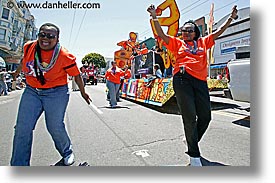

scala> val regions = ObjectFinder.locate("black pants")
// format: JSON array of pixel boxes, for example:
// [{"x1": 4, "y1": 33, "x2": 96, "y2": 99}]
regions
[{"x1": 173, "y1": 72, "x2": 211, "y2": 157}]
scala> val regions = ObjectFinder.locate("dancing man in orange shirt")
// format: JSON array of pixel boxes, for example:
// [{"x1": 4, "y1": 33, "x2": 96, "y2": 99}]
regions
[
  {"x1": 10, "y1": 23, "x2": 91, "y2": 166},
  {"x1": 148, "y1": 4, "x2": 238, "y2": 166}
]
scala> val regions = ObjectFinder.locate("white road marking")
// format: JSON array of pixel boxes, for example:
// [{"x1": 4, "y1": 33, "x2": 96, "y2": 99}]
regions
[
  {"x1": 89, "y1": 103, "x2": 103, "y2": 114},
  {"x1": 212, "y1": 110, "x2": 249, "y2": 119},
  {"x1": 0, "y1": 99, "x2": 14, "y2": 105},
  {"x1": 132, "y1": 150, "x2": 150, "y2": 158}
]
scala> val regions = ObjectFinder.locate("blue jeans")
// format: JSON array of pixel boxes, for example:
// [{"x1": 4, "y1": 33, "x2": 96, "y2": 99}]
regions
[
  {"x1": 0, "y1": 80, "x2": 8, "y2": 95},
  {"x1": 106, "y1": 80, "x2": 120, "y2": 106},
  {"x1": 10, "y1": 84, "x2": 73, "y2": 166},
  {"x1": 173, "y1": 72, "x2": 211, "y2": 158}
]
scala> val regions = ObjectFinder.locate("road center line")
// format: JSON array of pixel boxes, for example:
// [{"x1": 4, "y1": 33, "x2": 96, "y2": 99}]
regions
[{"x1": 89, "y1": 103, "x2": 103, "y2": 114}]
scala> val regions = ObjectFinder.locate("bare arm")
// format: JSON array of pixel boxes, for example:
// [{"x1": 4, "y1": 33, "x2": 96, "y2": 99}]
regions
[
  {"x1": 11, "y1": 61, "x2": 23, "y2": 80},
  {"x1": 147, "y1": 4, "x2": 170, "y2": 44},
  {"x1": 212, "y1": 5, "x2": 238, "y2": 40},
  {"x1": 74, "y1": 74, "x2": 91, "y2": 104}
]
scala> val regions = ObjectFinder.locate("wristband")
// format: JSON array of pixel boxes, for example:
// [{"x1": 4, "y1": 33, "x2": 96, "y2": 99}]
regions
[
  {"x1": 229, "y1": 16, "x2": 234, "y2": 21},
  {"x1": 152, "y1": 18, "x2": 158, "y2": 21}
]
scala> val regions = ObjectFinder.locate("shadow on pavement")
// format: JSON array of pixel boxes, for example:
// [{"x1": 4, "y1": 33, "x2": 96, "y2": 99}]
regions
[
  {"x1": 122, "y1": 95, "x2": 250, "y2": 115},
  {"x1": 51, "y1": 158, "x2": 90, "y2": 166},
  {"x1": 121, "y1": 96, "x2": 181, "y2": 115},
  {"x1": 201, "y1": 157, "x2": 228, "y2": 166},
  {"x1": 99, "y1": 106, "x2": 130, "y2": 109},
  {"x1": 211, "y1": 101, "x2": 240, "y2": 110},
  {"x1": 232, "y1": 116, "x2": 250, "y2": 128}
]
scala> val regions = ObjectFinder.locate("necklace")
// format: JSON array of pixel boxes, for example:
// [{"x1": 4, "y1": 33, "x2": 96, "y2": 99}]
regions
[
  {"x1": 185, "y1": 40, "x2": 198, "y2": 54},
  {"x1": 35, "y1": 43, "x2": 61, "y2": 72}
]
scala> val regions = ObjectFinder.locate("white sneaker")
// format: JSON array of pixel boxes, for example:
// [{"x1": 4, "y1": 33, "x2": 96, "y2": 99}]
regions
[
  {"x1": 190, "y1": 157, "x2": 202, "y2": 166},
  {"x1": 64, "y1": 153, "x2": 75, "y2": 166}
]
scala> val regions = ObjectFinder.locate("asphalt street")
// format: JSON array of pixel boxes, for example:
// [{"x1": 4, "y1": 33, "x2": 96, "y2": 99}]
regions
[{"x1": 0, "y1": 82, "x2": 250, "y2": 166}]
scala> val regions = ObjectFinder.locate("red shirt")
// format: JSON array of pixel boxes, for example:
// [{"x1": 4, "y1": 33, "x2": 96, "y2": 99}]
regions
[
  {"x1": 124, "y1": 69, "x2": 131, "y2": 79},
  {"x1": 22, "y1": 41, "x2": 80, "y2": 88},
  {"x1": 105, "y1": 66, "x2": 124, "y2": 84},
  {"x1": 140, "y1": 48, "x2": 148, "y2": 55},
  {"x1": 164, "y1": 34, "x2": 215, "y2": 81}
]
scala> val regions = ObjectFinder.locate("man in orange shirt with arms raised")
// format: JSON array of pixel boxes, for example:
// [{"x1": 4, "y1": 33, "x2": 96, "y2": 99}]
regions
[
  {"x1": 148, "y1": 4, "x2": 238, "y2": 166},
  {"x1": 10, "y1": 23, "x2": 91, "y2": 166}
]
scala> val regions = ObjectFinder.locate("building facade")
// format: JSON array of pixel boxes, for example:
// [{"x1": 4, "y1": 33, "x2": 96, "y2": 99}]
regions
[
  {"x1": 212, "y1": 7, "x2": 250, "y2": 65},
  {"x1": 0, "y1": 0, "x2": 37, "y2": 71},
  {"x1": 207, "y1": 7, "x2": 250, "y2": 78}
]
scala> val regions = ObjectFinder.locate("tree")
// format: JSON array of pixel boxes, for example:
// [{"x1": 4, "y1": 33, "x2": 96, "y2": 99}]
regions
[{"x1": 81, "y1": 53, "x2": 106, "y2": 68}]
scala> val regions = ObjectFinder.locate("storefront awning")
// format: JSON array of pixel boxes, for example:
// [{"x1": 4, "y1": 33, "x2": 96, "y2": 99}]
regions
[
  {"x1": 0, "y1": 56, "x2": 6, "y2": 67},
  {"x1": 210, "y1": 63, "x2": 227, "y2": 69}
]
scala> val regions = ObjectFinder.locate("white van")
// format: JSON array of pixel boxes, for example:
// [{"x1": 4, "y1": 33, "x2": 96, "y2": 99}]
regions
[{"x1": 224, "y1": 46, "x2": 250, "y2": 102}]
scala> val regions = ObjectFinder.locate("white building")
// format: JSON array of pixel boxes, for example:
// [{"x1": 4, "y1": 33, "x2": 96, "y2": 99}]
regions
[
  {"x1": 212, "y1": 7, "x2": 250, "y2": 65},
  {"x1": 0, "y1": 0, "x2": 37, "y2": 71}
]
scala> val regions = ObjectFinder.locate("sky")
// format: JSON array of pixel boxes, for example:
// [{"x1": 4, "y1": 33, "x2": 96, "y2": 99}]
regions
[{"x1": 27, "y1": 0, "x2": 250, "y2": 66}]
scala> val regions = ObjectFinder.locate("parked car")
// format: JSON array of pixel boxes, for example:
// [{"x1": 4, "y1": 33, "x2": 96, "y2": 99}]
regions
[{"x1": 224, "y1": 46, "x2": 250, "y2": 102}]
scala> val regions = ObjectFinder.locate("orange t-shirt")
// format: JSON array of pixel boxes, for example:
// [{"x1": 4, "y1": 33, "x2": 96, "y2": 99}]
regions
[
  {"x1": 22, "y1": 41, "x2": 80, "y2": 88},
  {"x1": 140, "y1": 48, "x2": 148, "y2": 55},
  {"x1": 105, "y1": 66, "x2": 124, "y2": 84},
  {"x1": 164, "y1": 34, "x2": 215, "y2": 81},
  {"x1": 124, "y1": 69, "x2": 131, "y2": 79}
]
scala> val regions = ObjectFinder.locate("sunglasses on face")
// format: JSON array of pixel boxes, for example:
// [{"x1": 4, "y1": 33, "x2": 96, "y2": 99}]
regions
[
  {"x1": 38, "y1": 32, "x2": 57, "y2": 39},
  {"x1": 181, "y1": 29, "x2": 195, "y2": 33}
]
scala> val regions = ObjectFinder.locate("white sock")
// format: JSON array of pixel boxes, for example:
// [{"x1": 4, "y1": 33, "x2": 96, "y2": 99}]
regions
[
  {"x1": 64, "y1": 153, "x2": 75, "y2": 165},
  {"x1": 190, "y1": 157, "x2": 202, "y2": 166}
]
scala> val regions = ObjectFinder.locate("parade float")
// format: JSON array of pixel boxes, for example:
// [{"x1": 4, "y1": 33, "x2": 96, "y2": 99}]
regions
[{"x1": 114, "y1": 0, "x2": 180, "y2": 107}]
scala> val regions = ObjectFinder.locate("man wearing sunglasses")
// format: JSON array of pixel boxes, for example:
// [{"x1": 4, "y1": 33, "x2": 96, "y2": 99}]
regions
[
  {"x1": 148, "y1": 5, "x2": 238, "y2": 166},
  {"x1": 10, "y1": 23, "x2": 91, "y2": 166}
]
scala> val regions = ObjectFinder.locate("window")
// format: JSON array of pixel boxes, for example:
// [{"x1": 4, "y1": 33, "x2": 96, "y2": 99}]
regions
[
  {"x1": 21, "y1": 23, "x2": 25, "y2": 33},
  {"x1": 0, "y1": 20, "x2": 9, "y2": 28},
  {"x1": 2, "y1": 8, "x2": 10, "y2": 20},
  {"x1": 236, "y1": 52, "x2": 250, "y2": 59},
  {"x1": 0, "y1": 28, "x2": 6, "y2": 40},
  {"x1": 13, "y1": 20, "x2": 18, "y2": 28},
  {"x1": 7, "y1": 31, "x2": 11, "y2": 43},
  {"x1": 11, "y1": 11, "x2": 14, "y2": 23},
  {"x1": 7, "y1": 64, "x2": 12, "y2": 71}
]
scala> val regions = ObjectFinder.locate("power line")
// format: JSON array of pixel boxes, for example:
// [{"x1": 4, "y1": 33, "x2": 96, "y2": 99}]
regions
[
  {"x1": 139, "y1": 28, "x2": 151, "y2": 36},
  {"x1": 139, "y1": 29, "x2": 151, "y2": 38},
  {"x1": 180, "y1": 0, "x2": 204, "y2": 14},
  {"x1": 202, "y1": 0, "x2": 239, "y2": 17},
  {"x1": 68, "y1": 0, "x2": 78, "y2": 49},
  {"x1": 139, "y1": 0, "x2": 208, "y2": 38},
  {"x1": 140, "y1": 0, "x2": 239, "y2": 39},
  {"x1": 71, "y1": 0, "x2": 90, "y2": 50},
  {"x1": 181, "y1": 0, "x2": 209, "y2": 15}
]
